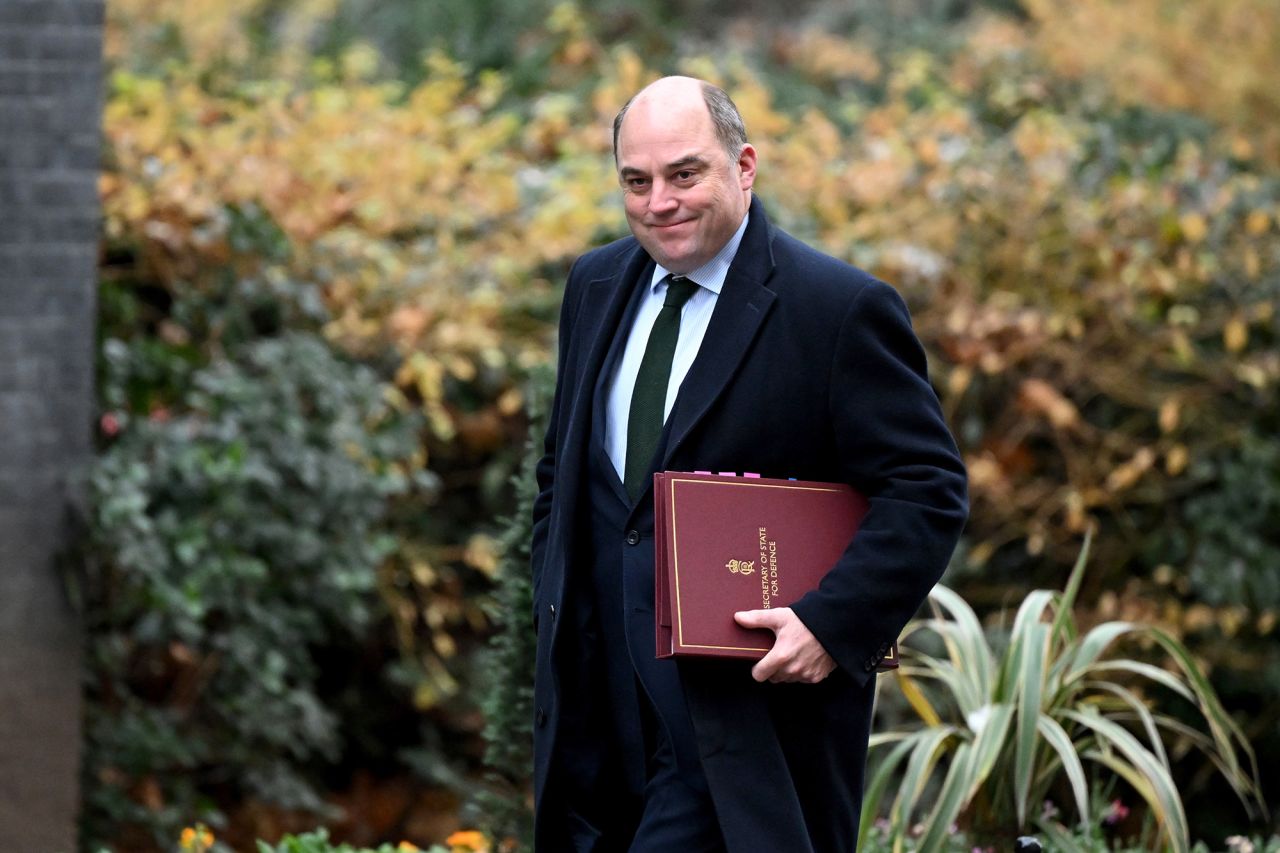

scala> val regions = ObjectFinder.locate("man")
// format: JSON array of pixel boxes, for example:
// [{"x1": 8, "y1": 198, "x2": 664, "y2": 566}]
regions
[{"x1": 530, "y1": 76, "x2": 967, "y2": 852}]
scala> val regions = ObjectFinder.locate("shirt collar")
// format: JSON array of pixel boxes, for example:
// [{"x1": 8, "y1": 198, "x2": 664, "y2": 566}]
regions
[{"x1": 649, "y1": 212, "x2": 750, "y2": 295}]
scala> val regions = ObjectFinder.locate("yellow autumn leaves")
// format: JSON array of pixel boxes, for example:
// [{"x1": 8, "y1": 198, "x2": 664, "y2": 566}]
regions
[
  {"x1": 1026, "y1": 0, "x2": 1280, "y2": 163},
  {"x1": 101, "y1": 0, "x2": 1280, "y2": 665}
]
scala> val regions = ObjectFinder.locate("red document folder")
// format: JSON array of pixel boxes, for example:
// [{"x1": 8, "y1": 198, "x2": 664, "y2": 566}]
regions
[{"x1": 654, "y1": 471, "x2": 898, "y2": 670}]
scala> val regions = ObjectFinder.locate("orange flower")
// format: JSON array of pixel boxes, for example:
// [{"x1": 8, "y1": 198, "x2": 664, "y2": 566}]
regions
[
  {"x1": 445, "y1": 830, "x2": 489, "y2": 852},
  {"x1": 180, "y1": 825, "x2": 215, "y2": 851}
]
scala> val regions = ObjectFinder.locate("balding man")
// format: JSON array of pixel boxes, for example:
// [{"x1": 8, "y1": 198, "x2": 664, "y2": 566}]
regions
[{"x1": 529, "y1": 76, "x2": 967, "y2": 852}]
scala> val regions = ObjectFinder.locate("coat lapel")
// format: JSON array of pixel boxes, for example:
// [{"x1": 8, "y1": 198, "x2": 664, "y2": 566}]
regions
[
  {"x1": 562, "y1": 242, "x2": 653, "y2": 477},
  {"x1": 661, "y1": 198, "x2": 778, "y2": 468}
]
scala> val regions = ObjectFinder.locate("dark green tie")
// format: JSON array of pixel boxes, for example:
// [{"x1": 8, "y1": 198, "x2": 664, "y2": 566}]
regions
[{"x1": 625, "y1": 275, "x2": 701, "y2": 500}]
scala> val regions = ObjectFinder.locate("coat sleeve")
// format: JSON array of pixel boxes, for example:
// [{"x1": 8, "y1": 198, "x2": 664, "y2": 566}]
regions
[{"x1": 789, "y1": 279, "x2": 968, "y2": 687}]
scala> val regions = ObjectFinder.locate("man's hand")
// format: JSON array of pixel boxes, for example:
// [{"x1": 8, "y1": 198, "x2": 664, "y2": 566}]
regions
[{"x1": 734, "y1": 607, "x2": 836, "y2": 684}]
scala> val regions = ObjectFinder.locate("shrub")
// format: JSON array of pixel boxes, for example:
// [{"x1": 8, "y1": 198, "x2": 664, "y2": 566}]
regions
[
  {"x1": 81, "y1": 333, "x2": 424, "y2": 849},
  {"x1": 1025, "y1": 0, "x2": 1280, "y2": 163},
  {"x1": 470, "y1": 368, "x2": 551, "y2": 849},
  {"x1": 94, "y1": 0, "x2": 1280, "y2": 841},
  {"x1": 863, "y1": 533, "x2": 1265, "y2": 853}
]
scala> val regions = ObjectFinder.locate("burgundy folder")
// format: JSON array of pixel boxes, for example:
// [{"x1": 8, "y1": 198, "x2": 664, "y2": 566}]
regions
[{"x1": 654, "y1": 471, "x2": 898, "y2": 670}]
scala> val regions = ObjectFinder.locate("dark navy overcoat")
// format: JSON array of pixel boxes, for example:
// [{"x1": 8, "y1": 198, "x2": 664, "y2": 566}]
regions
[{"x1": 530, "y1": 197, "x2": 968, "y2": 852}]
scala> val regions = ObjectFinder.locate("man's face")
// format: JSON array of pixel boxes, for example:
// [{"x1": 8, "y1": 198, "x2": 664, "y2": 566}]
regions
[{"x1": 615, "y1": 94, "x2": 756, "y2": 275}]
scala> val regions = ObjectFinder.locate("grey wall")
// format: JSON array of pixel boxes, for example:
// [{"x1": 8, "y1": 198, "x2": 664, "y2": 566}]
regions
[{"x1": 0, "y1": 0, "x2": 104, "y2": 848}]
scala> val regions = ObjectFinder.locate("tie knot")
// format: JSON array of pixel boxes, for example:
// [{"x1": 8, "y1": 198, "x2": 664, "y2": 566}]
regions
[{"x1": 664, "y1": 275, "x2": 700, "y2": 308}]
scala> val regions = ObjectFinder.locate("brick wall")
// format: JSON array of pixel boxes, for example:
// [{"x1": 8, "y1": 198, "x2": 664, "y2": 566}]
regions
[{"x1": 0, "y1": 0, "x2": 104, "y2": 848}]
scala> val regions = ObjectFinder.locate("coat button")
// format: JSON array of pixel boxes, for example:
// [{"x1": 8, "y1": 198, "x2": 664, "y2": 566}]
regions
[
  {"x1": 548, "y1": 604, "x2": 556, "y2": 621},
  {"x1": 625, "y1": 530, "x2": 640, "y2": 545},
  {"x1": 536, "y1": 707, "x2": 547, "y2": 728}
]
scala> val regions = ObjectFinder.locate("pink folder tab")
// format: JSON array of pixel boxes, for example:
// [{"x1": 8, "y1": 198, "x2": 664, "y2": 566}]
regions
[
  {"x1": 694, "y1": 470, "x2": 713, "y2": 475},
  {"x1": 718, "y1": 471, "x2": 735, "y2": 477},
  {"x1": 743, "y1": 472, "x2": 761, "y2": 478}
]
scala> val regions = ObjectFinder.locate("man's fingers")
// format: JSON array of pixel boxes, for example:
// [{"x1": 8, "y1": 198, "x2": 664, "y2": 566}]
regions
[
  {"x1": 739, "y1": 607, "x2": 831, "y2": 682},
  {"x1": 739, "y1": 610, "x2": 785, "y2": 681},
  {"x1": 734, "y1": 609, "x2": 781, "y2": 631},
  {"x1": 751, "y1": 647, "x2": 783, "y2": 683}
]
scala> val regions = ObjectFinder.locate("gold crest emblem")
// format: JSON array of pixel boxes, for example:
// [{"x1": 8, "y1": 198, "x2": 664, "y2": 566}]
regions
[{"x1": 725, "y1": 559, "x2": 755, "y2": 575}]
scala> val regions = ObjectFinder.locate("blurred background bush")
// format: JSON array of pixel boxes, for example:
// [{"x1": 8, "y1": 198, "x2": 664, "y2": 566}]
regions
[{"x1": 84, "y1": 0, "x2": 1278, "y2": 849}]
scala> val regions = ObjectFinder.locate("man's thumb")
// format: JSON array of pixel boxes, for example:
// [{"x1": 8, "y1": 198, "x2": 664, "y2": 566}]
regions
[{"x1": 734, "y1": 609, "x2": 780, "y2": 630}]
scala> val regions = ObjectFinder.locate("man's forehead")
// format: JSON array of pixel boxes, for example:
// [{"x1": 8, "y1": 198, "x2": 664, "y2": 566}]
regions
[
  {"x1": 617, "y1": 152, "x2": 711, "y2": 176},
  {"x1": 618, "y1": 102, "x2": 714, "y2": 152}
]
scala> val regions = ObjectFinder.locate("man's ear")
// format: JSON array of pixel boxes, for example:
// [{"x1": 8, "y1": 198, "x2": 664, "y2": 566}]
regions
[{"x1": 737, "y1": 143, "x2": 758, "y2": 190}]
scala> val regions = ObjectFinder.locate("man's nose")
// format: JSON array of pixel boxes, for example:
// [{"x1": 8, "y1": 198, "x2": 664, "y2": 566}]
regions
[{"x1": 648, "y1": 180, "x2": 679, "y2": 214}]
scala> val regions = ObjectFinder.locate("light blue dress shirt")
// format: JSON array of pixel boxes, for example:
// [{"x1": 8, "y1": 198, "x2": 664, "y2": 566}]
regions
[{"x1": 604, "y1": 213, "x2": 750, "y2": 480}]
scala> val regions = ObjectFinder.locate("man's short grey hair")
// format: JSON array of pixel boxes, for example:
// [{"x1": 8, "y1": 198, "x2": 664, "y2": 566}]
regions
[{"x1": 612, "y1": 81, "x2": 749, "y2": 162}]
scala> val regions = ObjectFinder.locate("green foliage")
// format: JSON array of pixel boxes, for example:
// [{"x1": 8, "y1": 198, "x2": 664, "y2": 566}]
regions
[
  {"x1": 471, "y1": 368, "x2": 552, "y2": 849},
  {"x1": 864, "y1": 533, "x2": 1265, "y2": 852},
  {"x1": 81, "y1": 332, "x2": 423, "y2": 849},
  {"x1": 859, "y1": 796, "x2": 1280, "y2": 852},
  {"x1": 857, "y1": 810, "x2": 1161, "y2": 853},
  {"x1": 1174, "y1": 431, "x2": 1280, "y2": 610},
  {"x1": 94, "y1": 0, "x2": 1280, "y2": 843},
  {"x1": 252, "y1": 824, "x2": 458, "y2": 850},
  {"x1": 254, "y1": 828, "x2": 451, "y2": 853}
]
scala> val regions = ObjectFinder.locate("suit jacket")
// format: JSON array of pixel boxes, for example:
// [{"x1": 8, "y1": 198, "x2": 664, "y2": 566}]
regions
[{"x1": 530, "y1": 196, "x2": 968, "y2": 852}]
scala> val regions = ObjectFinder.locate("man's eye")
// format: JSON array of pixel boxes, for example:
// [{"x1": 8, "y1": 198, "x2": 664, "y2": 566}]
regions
[
  {"x1": 627, "y1": 178, "x2": 649, "y2": 190},
  {"x1": 675, "y1": 171, "x2": 695, "y2": 180}
]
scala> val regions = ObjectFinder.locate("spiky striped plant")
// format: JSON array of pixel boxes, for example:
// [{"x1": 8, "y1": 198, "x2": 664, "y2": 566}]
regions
[{"x1": 860, "y1": 532, "x2": 1265, "y2": 852}]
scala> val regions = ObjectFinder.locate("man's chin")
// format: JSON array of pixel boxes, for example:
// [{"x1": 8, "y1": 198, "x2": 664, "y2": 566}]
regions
[{"x1": 645, "y1": 240, "x2": 699, "y2": 273}]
